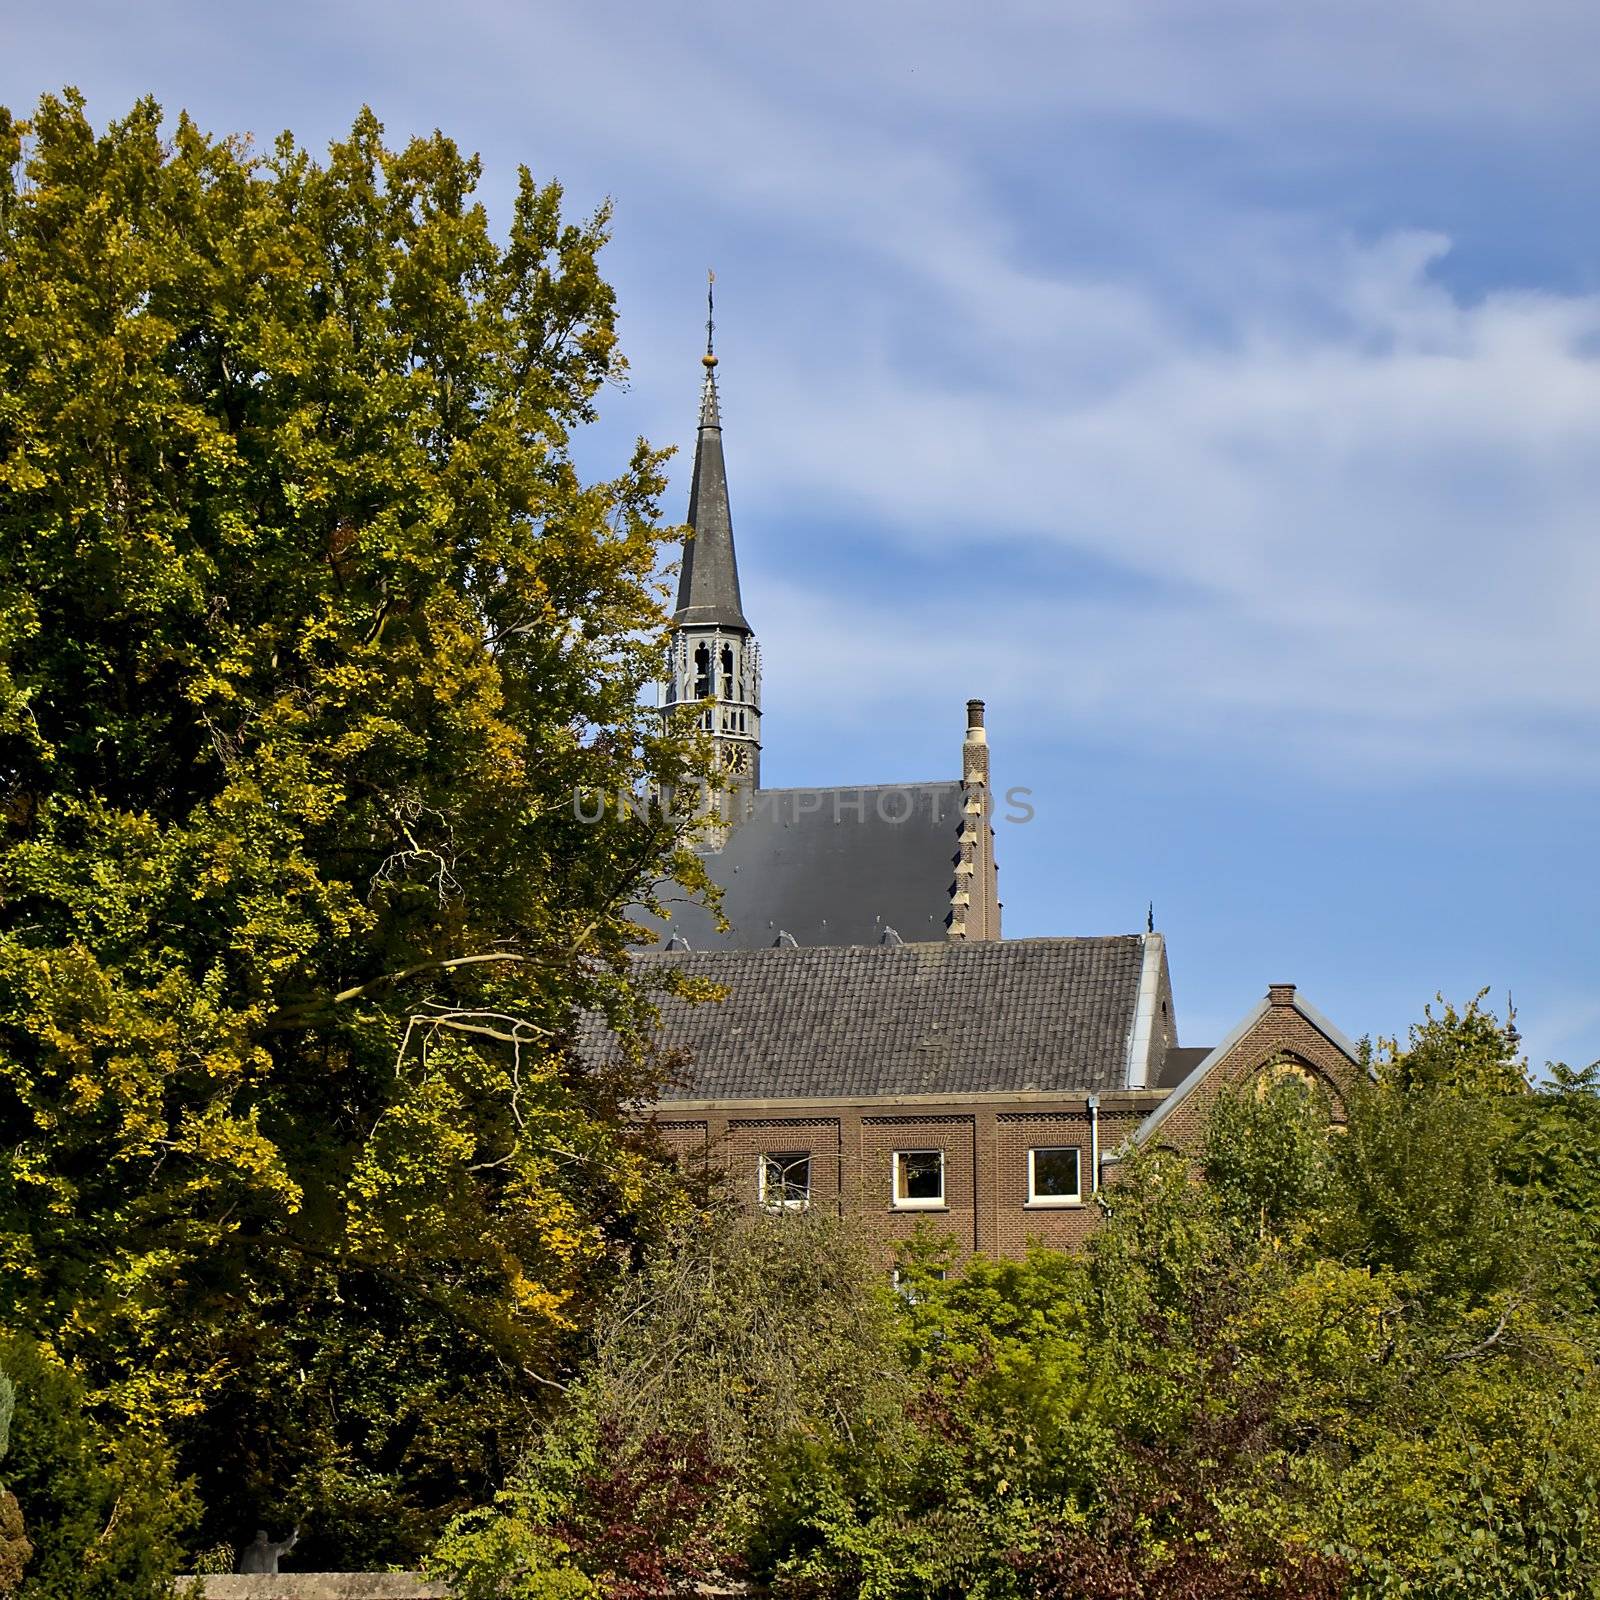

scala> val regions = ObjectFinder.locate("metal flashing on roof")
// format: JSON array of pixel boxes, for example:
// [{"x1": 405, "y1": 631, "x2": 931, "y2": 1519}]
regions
[
  {"x1": 1132, "y1": 997, "x2": 1270, "y2": 1146},
  {"x1": 1122, "y1": 932, "x2": 1166, "y2": 1090},
  {"x1": 1291, "y1": 992, "x2": 1363, "y2": 1063}
]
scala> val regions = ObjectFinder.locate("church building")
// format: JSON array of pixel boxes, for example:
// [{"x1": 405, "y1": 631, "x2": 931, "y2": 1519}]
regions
[
  {"x1": 605, "y1": 308, "x2": 1363, "y2": 1263},
  {"x1": 645, "y1": 326, "x2": 997, "y2": 951}
]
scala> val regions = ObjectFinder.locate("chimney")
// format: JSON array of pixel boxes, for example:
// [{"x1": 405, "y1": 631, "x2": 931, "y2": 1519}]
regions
[{"x1": 949, "y1": 698, "x2": 1001, "y2": 942}]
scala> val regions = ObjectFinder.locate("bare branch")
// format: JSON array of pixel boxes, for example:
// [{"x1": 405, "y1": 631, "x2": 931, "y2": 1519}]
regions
[
  {"x1": 1442, "y1": 1302, "x2": 1519, "y2": 1365},
  {"x1": 270, "y1": 953, "x2": 543, "y2": 1028}
]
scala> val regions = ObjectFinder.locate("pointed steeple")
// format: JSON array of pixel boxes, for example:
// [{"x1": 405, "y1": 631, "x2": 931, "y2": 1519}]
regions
[
  {"x1": 674, "y1": 274, "x2": 750, "y2": 632},
  {"x1": 661, "y1": 275, "x2": 763, "y2": 802}
]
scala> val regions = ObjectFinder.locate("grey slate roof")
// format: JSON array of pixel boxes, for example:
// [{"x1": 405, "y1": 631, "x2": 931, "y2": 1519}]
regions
[
  {"x1": 673, "y1": 365, "x2": 750, "y2": 632},
  {"x1": 639, "y1": 781, "x2": 964, "y2": 950},
  {"x1": 593, "y1": 935, "x2": 1150, "y2": 1102},
  {"x1": 1158, "y1": 1045, "x2": 1213, "y2": 1089}
]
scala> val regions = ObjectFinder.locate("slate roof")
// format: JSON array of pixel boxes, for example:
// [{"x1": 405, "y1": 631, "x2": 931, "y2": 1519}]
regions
[
  {"x1": 673, "y1": 364, "x2": 750, "y2": 631},
  {"x1": 591, "y1": 935, "x2": 1151, "y2": 1102},
  {"x1": 1158, "y1": 1045, "x2": 1213, "y2": 1089},
  {"x1": 639, "y1": 781, "x2": 966, "y2": 951}
]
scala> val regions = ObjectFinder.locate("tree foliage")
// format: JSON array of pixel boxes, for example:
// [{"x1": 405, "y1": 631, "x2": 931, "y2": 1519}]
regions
[
  {"x1": 0, "y1": 90, "x2": 711, "y2": 1569},
  {"x1": 0, "y1": 1335, "x2": 191, "y2": 1600},
  {"x1": 449, "y1": 1000, "x2": 1600, "y2": 1599},
  {"x1": 0, "y1": 1357, "x2": 28, "y2": 1597},
  {"x1": 433, "y1": 1206, "x2": 909, "y2": 1598}
]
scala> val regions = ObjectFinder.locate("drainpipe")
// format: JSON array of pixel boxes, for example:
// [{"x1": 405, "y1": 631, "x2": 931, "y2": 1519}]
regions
[{"x1": 1088, "y1": 1093, "x2": 1101, "y2": 1195}]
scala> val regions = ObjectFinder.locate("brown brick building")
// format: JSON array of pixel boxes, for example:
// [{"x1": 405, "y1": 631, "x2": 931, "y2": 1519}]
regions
[
  {"x1": 607, "y1": 946, "x2": 1362, "y2": 1264},
  {"x1": 614, "y1": 318, "x2": 1363, "y2": 1262}
]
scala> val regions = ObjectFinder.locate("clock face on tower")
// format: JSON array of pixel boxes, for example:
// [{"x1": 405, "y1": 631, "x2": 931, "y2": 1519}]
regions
[{"x1": 722, "y1": 743, "x2": 750, "y2": 776}]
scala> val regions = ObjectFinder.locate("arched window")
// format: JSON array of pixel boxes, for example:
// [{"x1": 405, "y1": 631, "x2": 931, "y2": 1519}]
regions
[
  {"x1": 1252, "y1": 1056, "x2": 1345, "y2": 1123},
  {"x1": 1254, "y1": 1058, "x2": 1322, "y2": 1098},
  {"x1": 721, "y1": 643, "x2": 736, "y2": 700},
  {"x1": 693, "y1": 643, "x2": 711, "y2": 699}
]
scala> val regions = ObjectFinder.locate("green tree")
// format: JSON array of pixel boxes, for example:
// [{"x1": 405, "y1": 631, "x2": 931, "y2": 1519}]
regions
[
  {"x1": 482, "y1": 999, "x2": 1600, "y2": 1600},
  {"x1": 1324, "y1": 996, "x2": 1540, "y2": 1328},
  {"x1": 1508, "y1": 1058, "x2": 1600, "y2": 1313},
  {"x1": 0, "y1": 1358, "x2": 29, "y2": 1597},
  {"x1": 1200, "y1": 1071, "x2": 1337, "y2": 1241},
  {"x1": 0, "y1": 1335, "x2": 191, "y2": 1600},
  {"x1": 434, "y1": 1205, "x2": 909, "y2": 1598},
  {"x1": 0, "y1": 90, "x2": 711, "y2": 1567}
]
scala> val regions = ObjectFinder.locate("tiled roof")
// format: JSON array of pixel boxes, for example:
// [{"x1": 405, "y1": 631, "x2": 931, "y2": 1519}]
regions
[{"x1": 590, "y1": 935, "x2": 1150, "y2": 1102}]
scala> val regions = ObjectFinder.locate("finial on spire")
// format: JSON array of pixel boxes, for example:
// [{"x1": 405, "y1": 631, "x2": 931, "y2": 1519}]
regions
[
  {"x1": 1147, "y1": 901, "x2": 1155, "y2": 934},
  {"x1": 698, "y1": 271, "x2": 722, "y2": 428}
]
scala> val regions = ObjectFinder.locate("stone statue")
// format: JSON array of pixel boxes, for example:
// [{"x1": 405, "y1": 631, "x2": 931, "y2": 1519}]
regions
[{"x1": 236, "y1": 1527, "x2": 298, "y2": 1574}]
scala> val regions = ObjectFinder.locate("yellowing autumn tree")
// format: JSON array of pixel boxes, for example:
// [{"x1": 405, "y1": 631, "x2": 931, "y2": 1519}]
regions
[{"x1": 0, "y1": 91, "x2": 708, "y2": 1568}]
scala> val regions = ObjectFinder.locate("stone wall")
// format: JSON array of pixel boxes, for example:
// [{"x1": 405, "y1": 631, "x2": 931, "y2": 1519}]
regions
[{"x1": 182, "y1": 1578, "x2": 448, "y2": 1600}]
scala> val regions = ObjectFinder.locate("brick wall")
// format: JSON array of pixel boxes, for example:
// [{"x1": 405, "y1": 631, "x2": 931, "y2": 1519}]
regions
[
  {"x1": 641, "y1": 1092, "x2": 1164, "y2": 1265},
  {"x1": 1145, "y1": 987, "x2": 1362, "y2": 1152},
  {"x1": 640, "y1": 989, "x2": 1360, "y2": 1264},
  {"x1": 861, "y1": 1113, "x2": 979, "y2": 1252},
  {"x1": 727, "y1": 1117, "x2": 843, "y2": 1208}
]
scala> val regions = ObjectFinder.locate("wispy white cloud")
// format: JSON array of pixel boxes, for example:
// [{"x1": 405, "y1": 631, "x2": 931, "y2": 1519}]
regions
[
  {"x1": 8, "y1": 0, "x2": 1598, "y2": 782},
  {"x1": 4, "y1": 0, "x2": 1597, "y2": 1060},
  {"x1": 722, "y1": 222, "x2": 1600, "y2": 778}
]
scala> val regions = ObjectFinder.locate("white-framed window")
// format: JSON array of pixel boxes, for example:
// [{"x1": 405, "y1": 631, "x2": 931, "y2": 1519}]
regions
[
  {"x1": 892, "y1": 1149, "x2": 946, "y2": 1209},
  {"x1": 1026, "y1": 1146, "x2": 1082, "y2": 1206},
  {"x1": 891, "y1": 1265, "x2": 947, "y2": 1303},
  {"x1": 758, "y1": 1151, "x2": 811, "y2": 1212}
]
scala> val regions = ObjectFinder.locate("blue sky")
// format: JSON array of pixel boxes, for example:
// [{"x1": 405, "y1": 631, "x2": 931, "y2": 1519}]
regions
[{"x1": 7, "y1": 0, "x2": 1599, "y2": 1065}]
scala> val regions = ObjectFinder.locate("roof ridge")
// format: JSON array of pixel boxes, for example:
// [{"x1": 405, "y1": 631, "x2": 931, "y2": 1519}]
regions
[
  {"x1": 633, "y1": 931, "x2": 1147, "y2": 961},
  {"x1": 745, "y1": 779, "x2": 959, "y2": 796}
]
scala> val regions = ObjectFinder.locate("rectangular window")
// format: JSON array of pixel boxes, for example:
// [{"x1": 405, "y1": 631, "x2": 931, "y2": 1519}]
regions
[
  {"x1": 891, "y1": 1265, "x2": 947, "y2": 1302},
  {"x1": 1027, "y1": 1146, "x2": 1082, "y2": 1206},
  {"x1": 758, "y1": 1152, "x2": 811, "y2": 1212},
  {"x1": 892, "y1": 1149, "x2": 946, "y2": 1209}
]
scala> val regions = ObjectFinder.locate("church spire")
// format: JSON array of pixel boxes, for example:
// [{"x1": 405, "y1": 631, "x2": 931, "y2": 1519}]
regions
[
  {"x1": 674, "y1": 271, "x2": 749, "y2": 632},
  {"x1": 662, "y1": 273, "x2": 762, "y2": 799}
]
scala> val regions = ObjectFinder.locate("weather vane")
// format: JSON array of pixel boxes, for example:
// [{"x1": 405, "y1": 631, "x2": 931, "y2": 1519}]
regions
[{"x1": 705, "y1": 268, "x2": 716, "y2": 365}]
